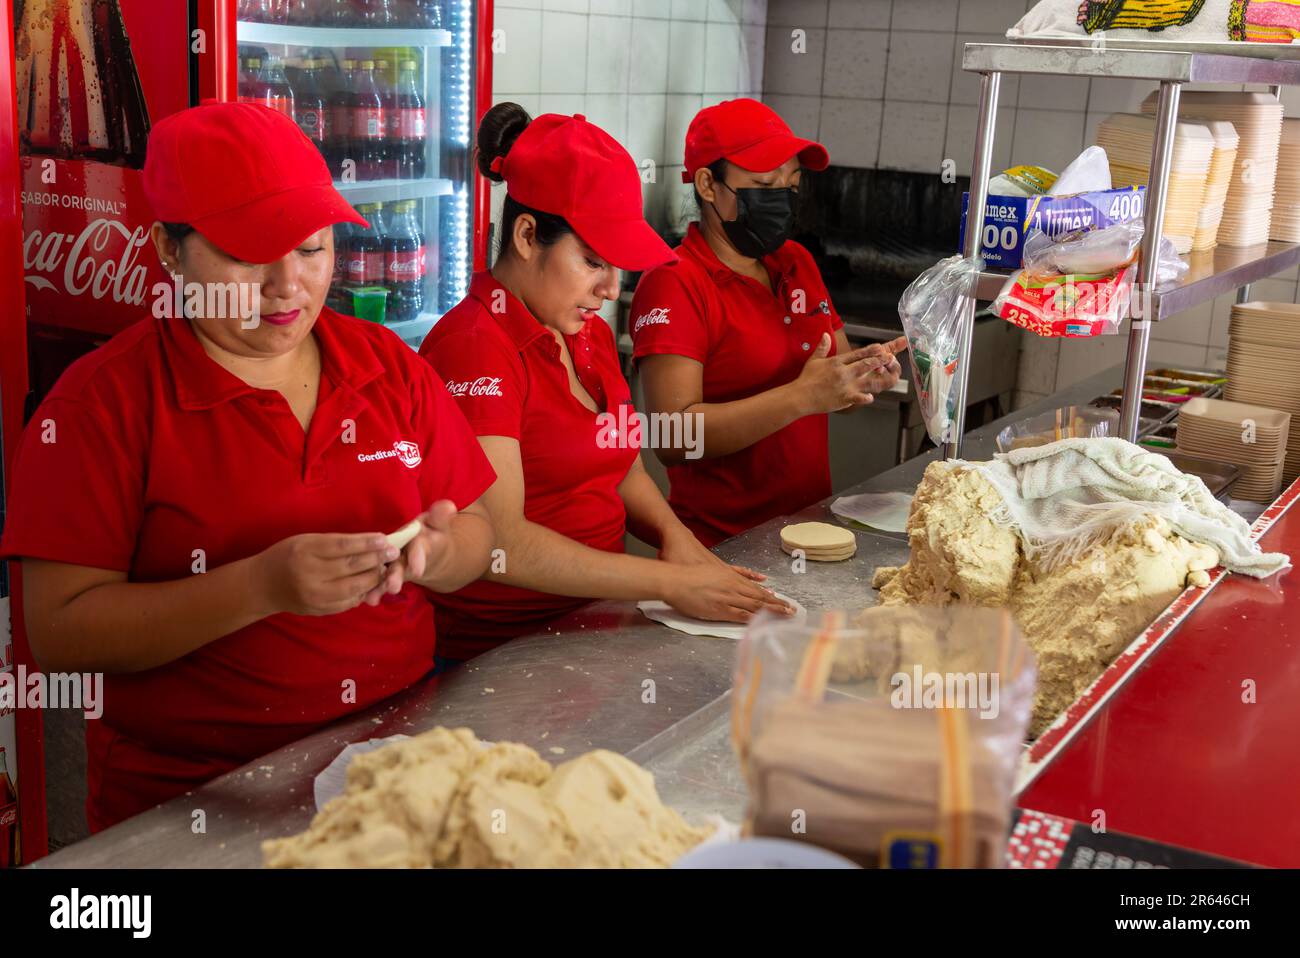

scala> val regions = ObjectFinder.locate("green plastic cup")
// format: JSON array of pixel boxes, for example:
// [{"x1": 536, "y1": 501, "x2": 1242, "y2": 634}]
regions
[{"x1": 350, "y1": 286, "x2": 389, "y2": 324}]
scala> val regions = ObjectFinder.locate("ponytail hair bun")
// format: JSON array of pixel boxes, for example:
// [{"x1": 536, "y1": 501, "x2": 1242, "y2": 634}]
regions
[{"x1": 476, "y1": 101, "x2": 532, "y2": 183}]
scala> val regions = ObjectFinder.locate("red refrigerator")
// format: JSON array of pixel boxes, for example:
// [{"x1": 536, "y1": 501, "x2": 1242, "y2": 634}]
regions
[{"x1": 0, "y1": 0, "x2": 494, "y2": 865}]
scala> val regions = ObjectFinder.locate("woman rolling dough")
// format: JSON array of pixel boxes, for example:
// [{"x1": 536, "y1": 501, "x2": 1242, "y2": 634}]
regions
[{"x1": 420, "y1": 104, "x2": 792, "y2": 664}]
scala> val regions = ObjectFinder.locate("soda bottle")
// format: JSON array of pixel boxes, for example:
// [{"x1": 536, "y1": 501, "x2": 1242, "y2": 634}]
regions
[
  {"x1": 363, "y1": 0, "x2": 397, "y2": 25},
  {"x1": 0, "y1": 747, "x2": 19, "y2": 869},
  {"x1": 351, "y1": 60, "x2": 386, "y2": 181},
  {"x1": 391, "y1": 60, "x2": 427, "y2": 180},
  {"x1": 292, "y1": 59, "x2": 329, "y2": 158},
  {"x1": 412, "y1": 0, "x2": 443, "y2": 27},
  {"x1": 374, "y1": 60, "x2": 397, "y2": 179},
  {"x1": 238, "y1": 56, "x2": 258, "y2": 104},
  {"x1": 348, "y1": 203, "x2": 387, "y2": 290},
  {"x1": 328, "y1": 0, "x2": 359, "y2": 25},
  {"x1": 384, "y1": 200, "x2": 426, "y2": 322},
  {"x1": 284, "y1": 0, "x2": 313, "y2": 24},
  {"x1": 257, "y1": 55, "x2": 296, "y2": 122},
  {"x1": 329, "y1": 219, "x2": 356, "y2": 312},
  {"x1": 15, "y1": 0, "x2": 152, "y2": 168},
  {"x1": 329, "y1": 59, "x2": 357, "y2": 179}
]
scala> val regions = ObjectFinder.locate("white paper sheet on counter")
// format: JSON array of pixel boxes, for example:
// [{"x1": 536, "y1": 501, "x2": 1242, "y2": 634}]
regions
[
  {"x1": 638, "y1": 593, "x2": 806, "y2": 640},
  {"x1": 830, "y1": 491, "x2": 913, "y2": 533},
  {"x1": 313, "y1": 735, "x2": 411, "y2": 811}
]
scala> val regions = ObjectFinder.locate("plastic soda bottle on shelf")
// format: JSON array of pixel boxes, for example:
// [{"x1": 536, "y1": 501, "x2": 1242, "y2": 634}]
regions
[
  {"x1": 363, "y1": 0, "x2": 397, "y2": 25},
  {"x1": 256, "y1": 55, "x2": 295, "y2": 122},
  {"x1": 411, "y1": 0, "x2": 442, "y2": 27},
  {"x1": 329, "y1": 59, "x2": 356, "y2": 178},
  {"x1": 291, "y1": 59, "x2": 328, "y2": 156},
  {"x1": 351, "y1": 60, "x2": 386, "y2": 181},
  {"x1": 330, "y1": 219, "x2": 356, "y2": 312},
  {"x1": 374, "y1": 59, "x2": 397, "y2": 180},
  {"x1": 391, "y1": 59, "x2": 427, "y2": 180},
  {"x1": 348, "y1": 203, "x2": 387, "y2": 289},
  {"x1": 237, "y1": 56, "x2": 258, "y2": 104},
  {"x1": 384, "y1": 200, "x2": 426, "y2": 323}
]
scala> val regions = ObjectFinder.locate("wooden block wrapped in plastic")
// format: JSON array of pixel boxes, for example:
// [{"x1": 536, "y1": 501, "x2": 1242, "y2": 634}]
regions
[{"x1": 733, "y1": 606, "x2": 1037, "y2": 868}]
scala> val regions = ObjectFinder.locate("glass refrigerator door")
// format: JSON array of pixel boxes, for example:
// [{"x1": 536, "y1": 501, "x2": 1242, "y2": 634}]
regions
[{"x1": 236, "y1": 0, "x2": 475, "y2": 347}]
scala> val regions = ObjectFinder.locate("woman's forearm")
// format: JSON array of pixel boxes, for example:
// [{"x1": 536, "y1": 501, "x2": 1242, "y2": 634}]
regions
[
  {"x1": 485, "y1": 517, "x2": 676, "y2": 601},
  {"x1": 618, "y1": 460, "x2": 685, "y2": 548},
  {"x1": 659, "y1": 382, "x2": 809, "y2": 465},
  {"x1": 24, "y1": 556, "x2": 274, "y2": 674},
  {"x1": 412, "y1": 511, "x2": 496, "y2": 593}
]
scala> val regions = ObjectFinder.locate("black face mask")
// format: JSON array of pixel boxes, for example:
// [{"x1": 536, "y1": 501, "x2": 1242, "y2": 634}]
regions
[{"x1": 712, "y1": 180, "x2": 797, "y2": 259}]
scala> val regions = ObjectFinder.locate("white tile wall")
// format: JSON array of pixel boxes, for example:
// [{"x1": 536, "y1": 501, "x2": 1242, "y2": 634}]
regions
[
  {"x1": 493, "y1": 0, "x2": 768, "y2": 232},
  {"x1": 496, "y1": 0, "x2": 1300, "y2": 405}
]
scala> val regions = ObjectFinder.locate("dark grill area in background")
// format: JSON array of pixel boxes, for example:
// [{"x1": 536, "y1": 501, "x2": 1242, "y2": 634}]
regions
[{"x1": 796, "y1": 166, "x2": 972, "y2": 327}]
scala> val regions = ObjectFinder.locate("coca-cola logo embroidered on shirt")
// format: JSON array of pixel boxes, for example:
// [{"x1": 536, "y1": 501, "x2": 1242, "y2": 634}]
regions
[
  {"x1": 446, "y1": 376, "x2": 504, "y2": 398},
  {"x1": 632, "y1": 307, "x2": 671, "y2": 333}
]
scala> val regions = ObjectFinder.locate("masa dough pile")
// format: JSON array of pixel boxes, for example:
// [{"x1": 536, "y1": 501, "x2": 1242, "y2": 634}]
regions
[
  {"x1": 872, "y1": 461, "x2": 1219, "y2": 736},
  {"x1": 262, "y1": 727, "x2": 710, "y2": 868}
]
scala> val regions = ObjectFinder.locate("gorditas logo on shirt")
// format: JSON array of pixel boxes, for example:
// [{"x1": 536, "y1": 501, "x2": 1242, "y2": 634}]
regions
[
  {"x1": 446, "y1": 376, "x2": 504, "y2": 398},
  {"x1": 633, "y1": 307, "x2": 671, "y2": 333},
  {"x1": 358, "y1": 440, "x2": 423, "y2": 469}
]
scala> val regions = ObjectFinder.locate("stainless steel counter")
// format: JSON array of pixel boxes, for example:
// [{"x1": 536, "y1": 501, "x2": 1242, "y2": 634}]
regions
[{"x1": 35, "y1": 365, "x2": 1134, "y2": 868}]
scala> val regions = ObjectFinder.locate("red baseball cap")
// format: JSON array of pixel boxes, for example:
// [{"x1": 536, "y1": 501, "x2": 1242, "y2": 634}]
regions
[
  {"x1": 143, "y1": 100, "x2": 367, "y2": 264},
  {"x1": 681, "y1": 98, "x2": 829, "y2": 184},
  {"x1": 493, "y1": 113, "x2": 675, "y2": 271}
]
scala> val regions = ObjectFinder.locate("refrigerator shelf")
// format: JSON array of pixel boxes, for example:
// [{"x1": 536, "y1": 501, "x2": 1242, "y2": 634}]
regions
[
  {"x1": 334, "y1": 176, "x2": 454, "y2": 206},
  {"x1": 237, "y1": 21, "x2": 453, "y2": 49},
  {"x1": 384, "y1": 312, "x2": 440, "y2": 347}
]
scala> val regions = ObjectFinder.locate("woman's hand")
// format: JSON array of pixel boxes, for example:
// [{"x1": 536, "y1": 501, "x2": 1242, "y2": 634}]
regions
[
  {"x1": 661, "y1": 562, "x2": 794, "y2": 624},
  {"x1": 256, "y1": 532, "x2": 397, "y2": 616},
  {"x1": 365, "y1": 500, "x2": 460, "y2": 603},
  {"x1": 794, "y1": 333, "x2": 907, "y2": 413},
  {"x1": 860, "y1": 335, "x2": 907, "y2": 395},
  {"x1": 658, "y1": 524, "x2": 766, "y2": 583}
]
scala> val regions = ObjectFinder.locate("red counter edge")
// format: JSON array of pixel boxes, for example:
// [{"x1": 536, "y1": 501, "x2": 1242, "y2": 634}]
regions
[{"x1": 1015, "y1": 476, "x2": 1300, "y2": 796}]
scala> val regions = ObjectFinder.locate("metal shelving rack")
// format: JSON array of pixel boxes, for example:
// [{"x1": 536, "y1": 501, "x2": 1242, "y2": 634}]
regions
[{"x1": 948, "y1": 41, "x2": 1300, "y2": 458}]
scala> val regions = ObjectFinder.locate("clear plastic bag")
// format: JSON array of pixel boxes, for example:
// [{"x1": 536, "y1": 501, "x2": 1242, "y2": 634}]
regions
[
  {"x1": 995, "y1": 221, "x2": 1188, "y2": 337},
  {"x1": 732, "y1": 605, "x2": 1036, "y2": 869},
  {"x1": 995, "y1": 405, "x2": 1119, "y2": 453},
  {"x1": 1021, "y1": 220, "x2": 1187, "y2": 281},
  {"x1": 898, "y1": 254, "x2": 984, "y2": 446}
]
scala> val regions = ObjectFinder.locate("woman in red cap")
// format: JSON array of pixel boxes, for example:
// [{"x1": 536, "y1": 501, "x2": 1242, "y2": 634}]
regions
[
  {"x1": 630, "y1": 99, "x2": 908, "y2": 546},
  {"x1": 420, "y1": 104, "x2": 790, "y2": 663},
  {"x1": 0, "y1": 102, "x2": 497, "y2": 831}
]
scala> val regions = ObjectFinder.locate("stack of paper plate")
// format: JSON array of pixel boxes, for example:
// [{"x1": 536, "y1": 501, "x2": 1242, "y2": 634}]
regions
[
  {"x1": 1272, "y1": 119, "x2": 1300, "y2": 242},
  {"x1": 1143, "y1": 91, "x2": 1284, "y2": 248},
  {"x1": 1225, "y1": 301, "x2": 1300, "y2": 487},
  {"x1": 1176, "y1": 397, "x2": 1290, "y2": 502},
  {"x1": 1194, "y1": 121, "x2": 1239, "y2": 250},
  {"x1": 1095, "y1": 113, "x2": 1214, "y2": 254}
]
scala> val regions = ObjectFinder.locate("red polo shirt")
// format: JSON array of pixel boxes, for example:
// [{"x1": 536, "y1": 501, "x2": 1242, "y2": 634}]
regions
[
  {"x1": 419, "y1": 271, "x2": 639, "y2": 659},
  {"x1": 629, "y1": 223, "x2": 843, "y2": 545},
  {"x1": 0, "y1": 308, "x2": 494, "y2": 832}
]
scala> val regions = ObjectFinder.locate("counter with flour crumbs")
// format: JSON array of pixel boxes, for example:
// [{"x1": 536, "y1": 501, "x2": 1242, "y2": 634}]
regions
[{"x1": 31, "y1": 365, "x2": 1299, "y2": 868}]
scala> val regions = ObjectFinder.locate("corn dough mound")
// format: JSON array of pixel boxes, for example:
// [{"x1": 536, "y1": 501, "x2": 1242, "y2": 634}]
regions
[
  {"x1": 872, "y1": 461, "x2": 1219, "y2": 736},
  {"x1": 261, "y1": 728, "x2": 711, "y2": 868}
]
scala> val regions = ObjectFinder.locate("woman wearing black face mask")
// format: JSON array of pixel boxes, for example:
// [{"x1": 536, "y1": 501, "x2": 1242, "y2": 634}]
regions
[{"x1": 629, "y1": 99, "x2": 906, "y2": 546}]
